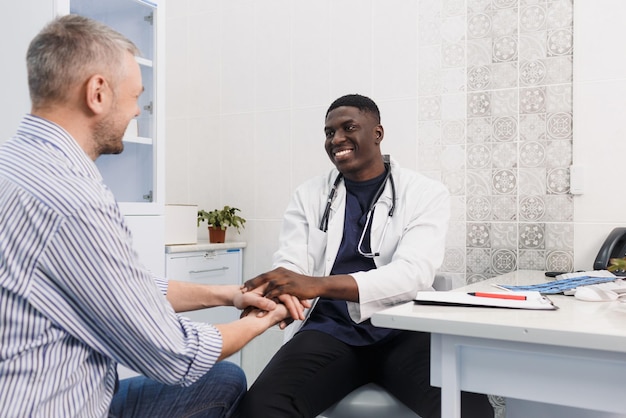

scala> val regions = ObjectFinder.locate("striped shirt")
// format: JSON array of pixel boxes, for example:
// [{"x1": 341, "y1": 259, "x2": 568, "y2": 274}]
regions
[{"x1": 0, "y1": 115, "x2": 223, "y2": 417}]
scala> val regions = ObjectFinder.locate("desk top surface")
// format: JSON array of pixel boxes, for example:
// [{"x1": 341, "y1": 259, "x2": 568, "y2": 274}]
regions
[{"x1": 371, "y1": 270, "x2": 626, "y2": 353}]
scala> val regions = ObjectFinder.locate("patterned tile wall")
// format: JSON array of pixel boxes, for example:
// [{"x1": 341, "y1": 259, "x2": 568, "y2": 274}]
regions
[{"x1": 418, "y1": 0, "x2": 574, "y2": 286}]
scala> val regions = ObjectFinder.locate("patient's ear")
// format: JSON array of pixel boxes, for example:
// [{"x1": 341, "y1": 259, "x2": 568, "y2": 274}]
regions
[{"x1": 85, "y1": 74, "x2": 109, "y2": 115}]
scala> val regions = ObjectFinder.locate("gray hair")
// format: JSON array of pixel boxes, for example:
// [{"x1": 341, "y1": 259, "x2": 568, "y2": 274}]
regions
[{"x1": 27, "y1": 14, "x2": 140, "y2": 109}]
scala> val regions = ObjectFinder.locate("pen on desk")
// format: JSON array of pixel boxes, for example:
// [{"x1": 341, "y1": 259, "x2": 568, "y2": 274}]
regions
[{"x1": 469, "y1": 292, "x2": 527, "y2": 301}]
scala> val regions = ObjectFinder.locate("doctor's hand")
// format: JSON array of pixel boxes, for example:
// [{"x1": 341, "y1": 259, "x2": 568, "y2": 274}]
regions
[{"x1": 243, "y1": 267, "x2": 360, "y2": 303}]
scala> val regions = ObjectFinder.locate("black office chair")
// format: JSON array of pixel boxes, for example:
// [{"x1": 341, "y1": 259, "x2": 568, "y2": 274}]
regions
[{"x1": 317, "y1": 275, "x2": 452, "y2": 418}]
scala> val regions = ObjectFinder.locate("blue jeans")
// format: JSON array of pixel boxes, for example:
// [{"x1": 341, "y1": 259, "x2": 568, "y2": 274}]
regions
[{"x1": 109, "y1": 361, "x2": 246, "y2": 418}]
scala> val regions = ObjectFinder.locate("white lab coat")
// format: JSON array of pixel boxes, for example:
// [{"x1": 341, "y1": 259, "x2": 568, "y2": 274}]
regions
[{"x1": 274, "y1": 158, "x2": 450, "y2": 340}]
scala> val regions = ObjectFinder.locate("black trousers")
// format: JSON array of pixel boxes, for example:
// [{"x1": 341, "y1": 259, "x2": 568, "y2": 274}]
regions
[{"x1": 235, "y1": 330, "x2": 494, "y2": 418}]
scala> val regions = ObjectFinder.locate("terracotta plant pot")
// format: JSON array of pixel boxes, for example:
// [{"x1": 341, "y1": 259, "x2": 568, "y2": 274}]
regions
[{"x1": 208, "y1": 226, "x2": 226, "y2": 243}]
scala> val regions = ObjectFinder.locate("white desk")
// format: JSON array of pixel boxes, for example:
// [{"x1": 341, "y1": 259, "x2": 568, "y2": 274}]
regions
[{"x1": 371, "y1": 270, "x2": 626, "y2": 418}]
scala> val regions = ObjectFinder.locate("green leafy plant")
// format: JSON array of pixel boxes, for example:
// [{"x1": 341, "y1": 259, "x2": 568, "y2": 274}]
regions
[{"x1": 197, "y1": 206, "x2": 246, "y2": 232}]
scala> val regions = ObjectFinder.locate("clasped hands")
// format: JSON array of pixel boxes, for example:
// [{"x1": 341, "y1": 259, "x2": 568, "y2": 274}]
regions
[{"x1": 235, "y1": 267, "x2": 316, "y2": 329}]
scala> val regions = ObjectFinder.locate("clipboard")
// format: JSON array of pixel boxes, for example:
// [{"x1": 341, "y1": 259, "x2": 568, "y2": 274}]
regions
[{"x1": 414, "y1": 291, "x2": 558, "y2": 310}]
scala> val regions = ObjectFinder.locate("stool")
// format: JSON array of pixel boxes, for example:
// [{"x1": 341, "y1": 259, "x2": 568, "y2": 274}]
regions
[{"x1": 317, "y1": 383, "x2": 420, "y2": 418}]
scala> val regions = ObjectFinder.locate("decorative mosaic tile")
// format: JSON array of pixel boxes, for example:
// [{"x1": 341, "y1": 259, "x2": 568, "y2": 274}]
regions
[
  {"x1": 490, "y1": 62, "x2": 518, "y2": 89},
  {"x1": 442, "y1": 16, "x2": 467, "y2": 42},
  {"x1": 467, "y1": 143, "x2": 492, "y2": 169},
  {"x1": 519, "y1": 223, "x2": 545, "y2": 249},
  {"x1": 492, "y1": 8, "x2": 518, "y2": 36},
  {"x1": 491, "y1": 89, "x2": 518, "y2": 116},
  {"x1": 544, "y1": 56, "x2": 573, "y2": 84},
  {"x1": 417, "y1": 145, "x2": 443, "y2": 170},
  {"x1": 443, "y1": 247, "x2": 466, "y2": 272},
  {"x1": 545, "y1": 139, "x2": 572, "y2": 168},
  {"x1": 520, "y1": 87, "x2": 546, "y2": 113},
  {"x1": 519, "y1": 113, "x2": 546, "y2": 141},
  {"x1": 543, "y1": 195, "x2": 573, "y2": 221},
  {"x1": 519, "y1": 141, "x2": 546, "y2": 167},
  {"x1": 468, "y1": 92, "x2": 492, "y2": 117},
  {"x1": 492, "y1": 116, "x2": 518, "y2": 142},
  {"x1": 546, "y1": 112, "x2": 572, "y2": 139},
  {"x1": 545, "y1": 85, "x2": 572, "y2": 113},
  {"x1": 441, "y1": 145, "x2": 466, "y2": 170},
  {"x1": 492, "y1": 196, "x2": 517, "y2": 221},
  {"x1": 443, "y1": 169, "x2": 466, "y2": 195},
  {"x1": 468, "y1": 223, "x2": 491, "y2": 248},
  {"x1": 492, "y1": 142, "x2": 518, "y2": 169},
  {"x1": 547, "y1": 28, "x2": 573, "y2": 56},
  {"x1": 442, "y1": 68, "x2": 467, "y2": 93},
  {"x1": 520, "y1": 4, "x2": 547, "y2": 32},
  {"x1": 467, "y1": 0, "x2": 492, "y2": 13},
  {"x1": 546, "y1": 167, "x2": 570, "y2": 194},
  {"x1": 519, "y1": 31, "x2": 548, "y2": 60},
  {"x1": 443, "y1": 0, "x2": 466, "y2": 17},
  {"x1": 493, "y1": 0, "x2": 518, "y2": 9},
  {"x1": 467, "y1": 38, "x2": 494, "y2": 66},
  {"x1": 519, "y1": 195, "x2": 546, "y2": 221},
  {"x1": 467, "y1": 169, "x2": 493, "y2": 195},
  {"x1": 417, "y1": 120, "x2": 442, "y2": 145},
  {"x1": 467, "y1": 195, "x2": 492, "y2": 221},
  {"x1": 545, "y1": 222, "x2": 574, "y2": 251},
  {"x1": 493, "y1": 35, "x2": 519, "y2": 62},
  {"x1": 468, "y1": 13, "x2": 492, "y2": 38},
  {"x1": 468, "y1": 65, "x2": 492, "y2": 91},
  {"x1": 442, "y1": 120, "x2": 466, "y2": 144},
  {"x1": 546, "y1": 0, "x2": 573, "y2": 29},
  {"x1": 467, "y1": 248, "x2": 492, "y2": 274},
  {"x1": 492, "y1": 249, "x2": 517, "y2": 274},
  {"x1": 418, "y1": 96, "x2": 442, "y2": 120},
  {"x1": 443, "y1": 41, "x2": 466, "y2": 68},
  {"x1": 492, "y1": 168, "x2": 517, "y2": 195},
  {"x1": 546, "y1": 250, "x2": 573, "y2": 272},
  {"x1": 467, "y1": 117, "x2": 493, "y2": 143},
  {"x1": 520, "y1": 59, "x2": 547, "y2": 86},
  {"x1": 491, "y1": 222, "x2": 518, "y2": 249},
  {"x1": 518, "y1": 249, "x2": 547, "y2": 271},
  {"x1": 518, "y1": 168, "x2": 546, "y2": 195}
]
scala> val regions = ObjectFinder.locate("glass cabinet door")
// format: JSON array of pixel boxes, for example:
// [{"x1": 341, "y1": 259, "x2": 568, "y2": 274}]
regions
[{"x1": 67, "y1": 0, "x2": 164, "y2": 216}]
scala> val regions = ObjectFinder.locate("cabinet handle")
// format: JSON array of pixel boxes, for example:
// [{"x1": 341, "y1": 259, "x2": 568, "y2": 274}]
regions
[{"x1": 189, "y1": 266, "x2": 230, "y2": 274}]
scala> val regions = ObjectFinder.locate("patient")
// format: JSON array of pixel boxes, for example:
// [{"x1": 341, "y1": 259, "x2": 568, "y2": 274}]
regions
[
  {"x1": 0, "y1": 15, "x2": 306, "y2": 418},
  {"x1": 235, "y1": 94, "x2": 494, "y2": 418}
]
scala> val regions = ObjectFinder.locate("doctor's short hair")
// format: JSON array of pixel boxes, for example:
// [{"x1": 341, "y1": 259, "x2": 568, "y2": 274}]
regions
[
  {"x1": 326, "y1": 94, "x2": 381, "y2": 124},
  {"x1": 27, "y1": 14, "x2": 139, "y2": 109}
]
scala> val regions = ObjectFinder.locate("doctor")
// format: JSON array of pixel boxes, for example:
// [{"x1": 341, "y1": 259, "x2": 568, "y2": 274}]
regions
[{"x1": 236, "y1": 94, "x2": 494, "y2": 418}]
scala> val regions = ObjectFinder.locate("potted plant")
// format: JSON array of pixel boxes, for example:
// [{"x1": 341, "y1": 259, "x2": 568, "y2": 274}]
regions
[{"x1": 197, "y1": 206, "x2": 246, "y2": 243}]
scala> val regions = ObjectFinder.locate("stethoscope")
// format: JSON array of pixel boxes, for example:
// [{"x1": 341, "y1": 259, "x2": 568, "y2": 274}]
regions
[{"x1": 318, "y1": 158, "x2": 396, "y2": 258}]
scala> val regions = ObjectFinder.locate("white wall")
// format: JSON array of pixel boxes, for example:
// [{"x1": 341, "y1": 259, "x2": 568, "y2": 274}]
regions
[{"x1": 572, "y1": 0, "x2": 626, "y2": 270}]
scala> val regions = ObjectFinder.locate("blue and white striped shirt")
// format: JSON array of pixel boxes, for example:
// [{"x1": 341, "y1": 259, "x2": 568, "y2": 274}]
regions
[{"x1": 0, "y1": 115, "x2": 223, "y2": 417}]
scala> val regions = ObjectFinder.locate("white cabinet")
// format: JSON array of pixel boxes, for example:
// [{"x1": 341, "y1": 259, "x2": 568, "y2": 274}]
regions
[
  {"x1": 166, "y1": 242, "x2": 247, "y2": 365},
  {"x1": 0, "y1": 0, "x2": 166, "y2": 276},
  {"x1": 65, "y1": 0, "x2": 167, "y2": 276}
]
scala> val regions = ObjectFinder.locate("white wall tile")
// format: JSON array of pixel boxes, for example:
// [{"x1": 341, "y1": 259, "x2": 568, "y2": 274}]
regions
[
  {"x1": 290, "y1": 107, "x2": 333, "y2": 189},
  {"x1": 165, "y1": 118, "x2": 189, "y2": 204},
  {"x1": 254, "y1": 110, "x2": 292, "y2": 218},
  {"x1": 573, "y1": 79, "x2": 626, "y2": 224},
  {"x1": 329, "y1": 0, "x2": 373, "y2": 97},
  {"x1": 574, "y1": 0, "x2": 626, "y2": 82},
  {"x1": 220, "y1": 113, "x2": 255, "y2": 214},
  {"x1": 220, "y1": 1, "x2": 255, "y2": 114},
  {"x1": 188, "y1": 11, "x2": 221, "y2": 119},
  {"x1": 377, "y1": 98, "x2": 419, "y2": 169},
  {"x1": 254, "y1": 0, "x2": 291, "y2": 111},
  {"x1": 291, "y1": 1, "x2": 331, "y2": 108},
  {"x1": 372, "y1": 0, "x2": 419, "y2": 100},
  {"x1": 165, "y1": 17, "x2": 191, "y2": 120}
]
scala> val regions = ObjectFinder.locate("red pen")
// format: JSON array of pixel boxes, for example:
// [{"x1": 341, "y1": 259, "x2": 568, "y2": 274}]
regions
[{"x1": 468, "y1": 292, "x2": 527, "y2": 301}]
